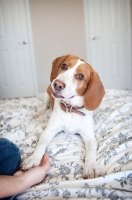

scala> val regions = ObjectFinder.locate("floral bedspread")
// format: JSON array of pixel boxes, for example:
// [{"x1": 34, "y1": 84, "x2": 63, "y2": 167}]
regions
[{"x1": 0, "y1": 89, "x2": 132, "y2": 199}]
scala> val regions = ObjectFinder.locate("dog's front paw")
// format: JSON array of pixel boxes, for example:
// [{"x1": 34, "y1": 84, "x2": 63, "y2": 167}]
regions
[
  {"x1": 21, "y1": 155, "x2": 41, "y2": 170},
  {"x1": 83, "y1": 162, "x2": 104, "y2": 179}
]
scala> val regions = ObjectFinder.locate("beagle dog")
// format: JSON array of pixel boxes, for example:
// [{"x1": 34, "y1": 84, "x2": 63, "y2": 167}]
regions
[{"x1": 22, "y1": 54, "x2": 105, "y2": 179}]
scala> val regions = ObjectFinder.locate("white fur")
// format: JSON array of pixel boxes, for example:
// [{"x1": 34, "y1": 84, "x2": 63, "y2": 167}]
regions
[{"x1": 22, "y1": 59, "x2": 103, "y2": 179}]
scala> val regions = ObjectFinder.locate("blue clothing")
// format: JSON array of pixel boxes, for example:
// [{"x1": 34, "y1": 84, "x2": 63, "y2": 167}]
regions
[
  {"x1": 0, "y1": 138, "x2": 21, "y2": 175},
  {"x1": 0, "y1": 138, "x2": 21, "y2": 200}
]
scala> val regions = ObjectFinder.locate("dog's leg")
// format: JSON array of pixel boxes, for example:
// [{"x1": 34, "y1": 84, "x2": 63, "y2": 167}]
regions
[
  {"x1": 21, "y1": 112, "x2": 61, "y2": 170},
  {"x1": 21, "y1": 128, "x2": 54, "y2": 170},
  {"x1": 82, "y1": 137, "x2": 103, "y2": 179},
  {"x1": 80, "y1": 121, "x2": 103, "y2": 179},
  {"x1": 33, "y1": 92, "x2": 49, "y2": 118}
]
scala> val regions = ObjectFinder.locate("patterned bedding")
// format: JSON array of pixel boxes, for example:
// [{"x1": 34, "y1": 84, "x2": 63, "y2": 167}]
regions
[{"x1": 0, "y1": 89, "x2": 132, "y2": 199}]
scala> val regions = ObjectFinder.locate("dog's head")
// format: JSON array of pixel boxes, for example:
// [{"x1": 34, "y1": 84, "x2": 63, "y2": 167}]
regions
[{"x1": 49, "y1": 54, "x2": 105, "y2": 111}]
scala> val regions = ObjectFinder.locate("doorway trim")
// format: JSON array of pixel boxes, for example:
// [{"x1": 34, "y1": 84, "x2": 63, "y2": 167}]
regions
[
  {"x1": 25, "y1": 0, "x2": 38, "y2": 96},
  {"x1": 83, "y1": 0, "x2": 92, "y2": 63}
]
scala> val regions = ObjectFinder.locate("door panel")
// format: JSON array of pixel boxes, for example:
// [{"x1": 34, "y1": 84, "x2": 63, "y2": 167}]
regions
[
  {"x1": 86, "y1": 0, "x2": 132, "y2": 89},
  {"x1": 0, "y1": 0, "x2": 35, "y2": 98}
]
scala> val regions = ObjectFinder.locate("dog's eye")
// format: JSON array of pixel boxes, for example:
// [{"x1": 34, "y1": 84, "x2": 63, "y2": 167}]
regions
[
  {"x1": 61, "y1": 64, "x2": 67, "y2": 71},
  {"x1": 76, "y1": 74, "x2": 84, "y2": 80}
]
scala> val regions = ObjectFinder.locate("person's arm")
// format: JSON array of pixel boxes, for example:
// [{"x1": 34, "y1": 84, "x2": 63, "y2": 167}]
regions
[{"x1": 0, "y1": 153, "x2": 50, "y2": 198}]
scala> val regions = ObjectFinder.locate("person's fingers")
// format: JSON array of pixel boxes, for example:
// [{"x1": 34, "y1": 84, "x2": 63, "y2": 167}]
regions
[
  {"x1": 43, "y1": 152, "x2": 49, "y2": 162},
  {"x1": 40, "y1": 153, "x2": 48, "y2": 165},
  {"x1": 40, "y1": 155, "x2": 45, "y2": 166},
  {"x1": 40, "y1": 153, "x2": 50, "y2": 172}
]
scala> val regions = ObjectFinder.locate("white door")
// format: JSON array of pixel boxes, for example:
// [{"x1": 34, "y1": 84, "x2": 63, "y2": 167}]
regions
[
  {"x1": 85, "y1": 0, "x2": 132, "y2": 89},
  {"x1": 0, "y1": 0, "x2": 36, "y2": 99}
]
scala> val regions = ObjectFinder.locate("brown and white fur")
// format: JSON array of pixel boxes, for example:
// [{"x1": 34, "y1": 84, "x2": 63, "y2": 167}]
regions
[{"x1": 21, "y1": 54, "x2": 105, "y2": 179}]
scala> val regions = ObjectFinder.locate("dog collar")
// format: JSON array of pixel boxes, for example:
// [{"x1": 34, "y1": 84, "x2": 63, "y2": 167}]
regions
[{"x1": 60, "y1": 101, "x2": 86, "y2": 116}]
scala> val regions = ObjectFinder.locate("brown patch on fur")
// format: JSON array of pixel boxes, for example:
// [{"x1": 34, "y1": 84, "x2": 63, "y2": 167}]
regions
[
  {"x1": 83, "y1": 66, "x2": 105, "y2": 111},
  {"x1": 75, "y1": 62, "x2": 105, "y2": 111},
  {"x1": 75, "y1": 63, "x2": 91, "y2": 96},
  {"x1": 47, "y1": 85, "x2": 54, "y2": 109},
  {"x1": 50, "y1": 55, "x2": 67, "y2": 82},
  {"x1": 50, "y1": 54, "x2": 79, "y2": 82}
]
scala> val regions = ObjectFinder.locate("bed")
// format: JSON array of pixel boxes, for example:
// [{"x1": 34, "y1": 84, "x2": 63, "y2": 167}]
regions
[{"x1": 0, "y1": 89, "x2": 132, "y2": 199}]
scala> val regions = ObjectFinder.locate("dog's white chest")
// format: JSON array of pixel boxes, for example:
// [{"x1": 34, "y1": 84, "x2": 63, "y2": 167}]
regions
[
  {"x1": 52, "y1": 100, "x2": 93, "y2": 134},
  {"x1": 62, "y1": 112, "x2": 81, "y2": 133}
]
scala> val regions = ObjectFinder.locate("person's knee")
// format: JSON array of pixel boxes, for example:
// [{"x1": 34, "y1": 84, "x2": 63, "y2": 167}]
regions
[
  {"x1": 0, "y1": 138, "x2": 20, "y2": 156},
  {"x1": 0, "y1": 138, "x2": 21, "y2": 175},
  {"x1": 6, "y1": 139, "x2": 21, "y2": 171},
  {"x1": 9, "y1": 140, "x2": 20, "y2": 157}
]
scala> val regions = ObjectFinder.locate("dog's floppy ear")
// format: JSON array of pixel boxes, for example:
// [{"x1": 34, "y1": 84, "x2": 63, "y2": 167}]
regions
[
  {"x1": 84, "y1": 70, "x2": 105, "y2": 111},
  {"x1": 47, "y1": 85, "x2": 54, "y2": 110},
  {"x1": 50, "y1": 55, "x2": 67, "y2": 82}
]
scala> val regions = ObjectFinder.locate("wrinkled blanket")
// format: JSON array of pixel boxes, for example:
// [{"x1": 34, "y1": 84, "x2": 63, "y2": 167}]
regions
[{"x1": 0, "y1": 89, "x2": 132, "y2": 199}]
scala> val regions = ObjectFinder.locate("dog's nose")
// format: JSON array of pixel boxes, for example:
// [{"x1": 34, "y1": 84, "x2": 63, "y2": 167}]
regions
[{"x1": 53, "y1": 80, "x2": 65, "y2": 91}]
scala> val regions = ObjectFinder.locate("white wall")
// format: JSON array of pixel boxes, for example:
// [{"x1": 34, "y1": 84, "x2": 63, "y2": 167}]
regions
[{"x1": 29, "y1": 0, "x2": 87, "y2": 93}]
